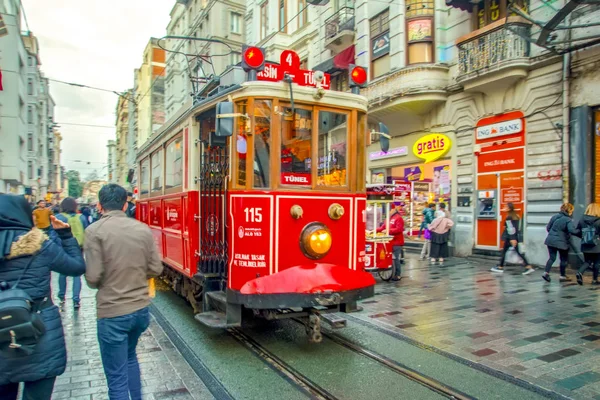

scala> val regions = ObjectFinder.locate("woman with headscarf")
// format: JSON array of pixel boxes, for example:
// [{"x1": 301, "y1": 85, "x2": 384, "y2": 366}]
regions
[
  {"x1": 0, "y1": 194, "x2": 86, "y2": 400},
  {"x1": 428, "y1": 210, "x2": 454, "y2": 264}
]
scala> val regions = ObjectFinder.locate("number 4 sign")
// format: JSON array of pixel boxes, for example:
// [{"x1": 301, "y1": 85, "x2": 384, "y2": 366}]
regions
[{"x1": 281, "y1": 50, "x2": 300, "y2": 70}]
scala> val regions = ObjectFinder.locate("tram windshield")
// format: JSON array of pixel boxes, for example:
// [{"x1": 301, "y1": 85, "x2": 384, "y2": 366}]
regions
[{"x1": 228, "y1": 97, "x2": 362, "y2": 192}]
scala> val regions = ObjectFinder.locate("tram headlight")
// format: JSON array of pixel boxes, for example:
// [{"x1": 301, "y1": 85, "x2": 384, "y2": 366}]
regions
[{"x1": 300, "y1": 223, "x2": 332, "y2": 259}]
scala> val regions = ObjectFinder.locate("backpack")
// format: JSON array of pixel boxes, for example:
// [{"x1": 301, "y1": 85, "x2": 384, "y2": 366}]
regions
[
  {"x1": 62, "y1": 213, "x2": 85, "y2": 246},
  {"x1": 582, "y1": 225, "x2": 598, "y2": 246},
  {"x1": 0, "y1": 255, "x2": 46, "y2": 354}
]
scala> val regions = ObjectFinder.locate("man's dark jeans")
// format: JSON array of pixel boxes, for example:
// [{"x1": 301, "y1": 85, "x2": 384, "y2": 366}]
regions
[
  {"x1": 98, "y1": 306, "x2": 150, "y2": 400},
  {"x1": 392, "y1": 245, "x2": 404, "y2": 277}
]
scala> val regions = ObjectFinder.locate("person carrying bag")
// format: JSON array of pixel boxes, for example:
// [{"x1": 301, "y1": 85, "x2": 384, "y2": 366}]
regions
[
  {"x1": 0, "y1": 194, "x2": 86, "y2": 400},
  {"x1": 491, "y1": 203, "x2": 534, "y2": 274}
]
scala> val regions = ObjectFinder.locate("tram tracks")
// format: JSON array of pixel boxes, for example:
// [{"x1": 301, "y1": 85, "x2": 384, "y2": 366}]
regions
[
  {"x1": 319, "y1": 330, "x2": 475, "y2": 400},
  {"x1": 230, "y1": 319, "x2": 475, "y2": 400}
]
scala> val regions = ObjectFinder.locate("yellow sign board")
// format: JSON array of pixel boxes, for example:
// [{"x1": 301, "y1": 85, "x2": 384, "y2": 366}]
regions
[{"x1": 413, "y1": 133, "x2": 452, "y2": 163}]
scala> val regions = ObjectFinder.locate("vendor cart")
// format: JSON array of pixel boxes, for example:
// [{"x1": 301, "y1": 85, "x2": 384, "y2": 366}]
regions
[{"x1": 365, "y1": 184, "x2": 396, "y2": 281}]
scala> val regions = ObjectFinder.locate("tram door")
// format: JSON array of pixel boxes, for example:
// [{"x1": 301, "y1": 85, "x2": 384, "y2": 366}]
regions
[{"x1": 198, "y1": 110, "x2": 229, "y2": 281}]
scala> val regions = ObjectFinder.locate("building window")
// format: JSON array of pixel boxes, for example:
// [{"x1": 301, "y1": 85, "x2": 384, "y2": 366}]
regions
[
  {"x1": 27, "y1": 56, "x2": 33, "y2": 67},
  {"x1": 27, "y1": 107, "x2": 33, "y2": 124},
  {"x1": 279, "y1": 0, "x2": 287, "y2": 32},
  {"x1": 27, "y1": 79, "x2": 34, "y2": 95},
  {"x1": 165, "y1": 136, "x2": 183, "y2": 189},
  {"x1": 298, "y1": 0, "x2": 307, "y2": 29},
  {"x1": 406, "y1": 0, "x2": 434, "y2": 17},
  {"x1": 370, "y1": 10, "x2": 390, "y2": 79},
  {"x1": 231, "y1": 12, "x2": 241, "y2": 34},
  {"x1": 405, "y1": 0, "x2": 434, "y2": 65},
  {"x1": 260, "y1": 1, "x2": 269, "y2": 40},
  {"x1": 28, "y1": 161, "x2": 33, "y2": 180},
  {"x1": 27, "y1": 134, "x2": 33, "y2": 151},
  {"x1": 331, "y1": 73, "x2": 349, "y2": 92},
  {"x1": 406, "y1": 18, "x2": 434, "y2": 64}
]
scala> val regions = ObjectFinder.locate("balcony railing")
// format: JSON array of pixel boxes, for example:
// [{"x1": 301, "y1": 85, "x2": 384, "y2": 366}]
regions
[
  {"x1": 325, "y1": 7, "x2": 355, "y2": 40},
  {"x1": 457, "y1": 22, "x2": 530, "y2": 78}
]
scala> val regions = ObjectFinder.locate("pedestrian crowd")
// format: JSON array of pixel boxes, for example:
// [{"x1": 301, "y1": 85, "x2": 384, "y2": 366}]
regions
[
  {"x1": 377, "y1": 200, "x2": 600, "y2": 286},
  {"x1": 0, "y1": 185, "x2": 159, "y2": 400}
]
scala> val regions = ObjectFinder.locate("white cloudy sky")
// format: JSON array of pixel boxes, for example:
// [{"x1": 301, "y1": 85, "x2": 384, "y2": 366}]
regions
[{"x1": 22, "y1": 0, "x2": 173, "y2": 179}]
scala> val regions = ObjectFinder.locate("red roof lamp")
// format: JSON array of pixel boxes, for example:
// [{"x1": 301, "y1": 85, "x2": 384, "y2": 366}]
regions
[
  {"x1": 349, "y1": 65, "x2": 368, "y2": 88},
  {"x1": 242, "y1": 45, "x2": 266, "y2": 72}
]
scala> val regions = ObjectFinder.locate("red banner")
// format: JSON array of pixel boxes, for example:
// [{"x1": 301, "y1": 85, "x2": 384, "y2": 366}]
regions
[
  {"x1": 477, "y1": 148, "x2": 524, "y2": 174},
  {"x1": 257, "y1": 63, "x2": 331, "y2": 89}
]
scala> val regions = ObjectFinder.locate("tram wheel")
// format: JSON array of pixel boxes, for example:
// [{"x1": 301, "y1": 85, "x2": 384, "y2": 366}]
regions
[{"x1": 378, "y1": 269, "x2": 394, "y2": 282}]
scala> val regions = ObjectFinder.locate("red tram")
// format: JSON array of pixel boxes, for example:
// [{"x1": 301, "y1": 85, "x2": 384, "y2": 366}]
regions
[{"x1": 136, "y1": 46, "x2": 385, "y2": 341}]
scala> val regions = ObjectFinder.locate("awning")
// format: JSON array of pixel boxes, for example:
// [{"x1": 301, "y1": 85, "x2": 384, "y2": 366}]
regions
[
  {"x1": 445, "y1": 0, "x2": 474, "y2": 12},
  {"x1": 314, "y1": 45, "x2": 355, "y2": 73}
]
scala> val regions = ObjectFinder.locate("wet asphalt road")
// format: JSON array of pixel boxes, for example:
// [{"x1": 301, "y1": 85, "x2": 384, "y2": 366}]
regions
[{"x1": 150, "y1": 283, "x2": 565, "y2": 400}]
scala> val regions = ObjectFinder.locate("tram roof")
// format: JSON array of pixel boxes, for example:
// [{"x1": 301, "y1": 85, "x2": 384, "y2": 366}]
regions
[{"x1": 137, "y1": 68, "x2": 368, "y2": 158}]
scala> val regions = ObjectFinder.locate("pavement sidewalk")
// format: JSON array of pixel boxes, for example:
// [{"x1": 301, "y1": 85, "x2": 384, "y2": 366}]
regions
[{"x1": 50, "y1": 273, "x2": 214, "y2": 400}]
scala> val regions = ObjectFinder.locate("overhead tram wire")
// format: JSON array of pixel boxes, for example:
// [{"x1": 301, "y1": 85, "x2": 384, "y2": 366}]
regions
[
  {"x1": 48, "y1": 78, "x2": 136, "y2": 103},
  {"x1": 56, "y1": 122, "x2": 115, "y2": 129}
]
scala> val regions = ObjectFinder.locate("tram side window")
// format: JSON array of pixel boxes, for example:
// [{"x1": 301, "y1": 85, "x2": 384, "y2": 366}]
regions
[
  {"x1": 280, "y1": 107, "x2": 312, "y2": 186},
  {"x1": 140, "y1": 158, "x2": 150, "y2": 195},
  {"x1": 151, "y1": 149, "x2": 163, "y2": 193},
  {"x1": 317, "y1": 111, "x2": 347, "y2": 186},
  {"x1": 236, "y1": 101, "x2": 248, "y2": 187},
  {"x1": 165, "y1": 136, "x2": 183, "y2": 189},
  {"x1": 254, "y1": 100, "x2": 271, "y2": 188}
]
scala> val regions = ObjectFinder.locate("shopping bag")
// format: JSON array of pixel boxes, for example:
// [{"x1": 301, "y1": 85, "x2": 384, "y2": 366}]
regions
[
  {"x1": 505, "y1": 245, "x2": 524, "y2": 265},
  {"x1": 148, "y1": 278, "x2": 156, "y2": 298},
  {"x1": 424, "y1": 229, "x2": 431, "y2": 240}
]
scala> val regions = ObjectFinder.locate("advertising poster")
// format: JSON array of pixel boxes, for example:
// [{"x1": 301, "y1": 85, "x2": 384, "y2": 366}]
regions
[
  {"x1": 404, "y1": 166, "x2": 422, "y2": 181},
  {"x1": 407, "y1": 19, "x2": 432, "y2": 42},
  {"x1": 372, "y1": 32, "x2": 390, "y2": 59},
  {"x1": 433, "y1": 165, "x2": 450, "y2": 195}
]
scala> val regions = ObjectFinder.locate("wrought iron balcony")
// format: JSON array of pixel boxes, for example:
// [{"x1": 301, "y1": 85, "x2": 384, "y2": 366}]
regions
[
  {"x1": 456, "y1": 18, "x2": 531, "y2": 89},
  {"x1": 324, "y1": 7, "x2": 355, "y2": 54}
]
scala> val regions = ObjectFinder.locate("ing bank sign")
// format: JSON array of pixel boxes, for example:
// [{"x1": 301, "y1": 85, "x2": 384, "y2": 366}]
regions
[{"x1": 413, "y1": 133, "x2": 452, "y2": 163}]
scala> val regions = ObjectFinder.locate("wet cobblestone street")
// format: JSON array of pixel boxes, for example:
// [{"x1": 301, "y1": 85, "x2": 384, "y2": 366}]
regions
[{"x1": 355, "y1": 256, "x2": 600, "y2": 399}]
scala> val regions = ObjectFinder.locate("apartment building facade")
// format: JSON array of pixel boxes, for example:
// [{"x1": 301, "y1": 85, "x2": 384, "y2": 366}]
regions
[
  {"x1": 0, "y1": 2, "x2": 56, "y2": 200},
  {"x1": 136, "y1": 39, "x2": 166, "y2": 148},
  {"x1": 164, "y1": 0, "x2": 246, "y2": 120}
]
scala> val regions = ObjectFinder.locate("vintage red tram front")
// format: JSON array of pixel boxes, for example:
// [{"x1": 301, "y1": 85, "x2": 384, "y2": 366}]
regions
[{"x1": 227, "y1": 190, "x2": 373, "y2": 311}]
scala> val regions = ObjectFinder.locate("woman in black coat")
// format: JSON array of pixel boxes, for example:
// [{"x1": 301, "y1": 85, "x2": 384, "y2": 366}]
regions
[
  {"x1": 542, "y1": 203, "x2": 579, "y2": 282},
  {"x1": 0, "y1": 194, "x2": 86, "y2": 400},
  {"x1": 576, "y1": 203, "x2": 600, "y2": 285}
]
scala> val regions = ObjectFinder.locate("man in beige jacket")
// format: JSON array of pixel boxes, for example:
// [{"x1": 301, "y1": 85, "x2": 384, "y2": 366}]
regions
[{"x1": 84, "y1": 183, "x2": 163, "y2": 400}]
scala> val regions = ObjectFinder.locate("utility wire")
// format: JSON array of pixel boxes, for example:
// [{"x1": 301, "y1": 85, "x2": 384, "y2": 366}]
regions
[
  {"x1": 57, "y1": 122, "x2": 115, "y2": 129},
  {"x1": 48, "y1": 78, "x2": 134, "y2": 103}
]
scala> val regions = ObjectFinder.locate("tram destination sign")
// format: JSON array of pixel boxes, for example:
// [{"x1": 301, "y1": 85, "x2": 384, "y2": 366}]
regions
[{"x1": 257, "y1": 50, "x2": 331, "y2": 89}]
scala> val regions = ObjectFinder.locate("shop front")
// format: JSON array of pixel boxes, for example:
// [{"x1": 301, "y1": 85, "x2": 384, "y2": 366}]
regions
[
  {"x1": 367, "y1": 132, "x2": 453, "y2": 238},
  {"x1": 474, "y1": 111, "x2": 526, "y2": 249}
]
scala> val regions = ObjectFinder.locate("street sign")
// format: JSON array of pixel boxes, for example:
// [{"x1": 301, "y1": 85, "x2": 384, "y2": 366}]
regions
[{"x1": 256, "y1": 50, "x2": 331, "y2": 89}]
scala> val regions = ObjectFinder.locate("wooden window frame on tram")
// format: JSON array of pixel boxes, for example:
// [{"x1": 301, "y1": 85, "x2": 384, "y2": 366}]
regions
[{"x1": 230, "y1": 97, "x2": 360, "y2": 193}]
